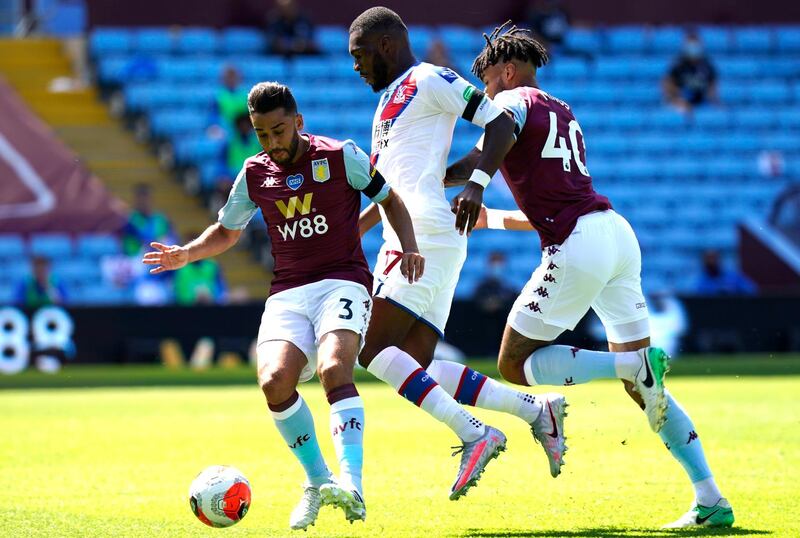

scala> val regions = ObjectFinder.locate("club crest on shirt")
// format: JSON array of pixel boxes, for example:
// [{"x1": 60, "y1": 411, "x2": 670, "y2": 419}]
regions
[
  {"x1": 312, "y1": 158, "x2": 330, "y2": 183},
  {"x1": 286, "y1": 174, "x2": 304, "y2": 190}
]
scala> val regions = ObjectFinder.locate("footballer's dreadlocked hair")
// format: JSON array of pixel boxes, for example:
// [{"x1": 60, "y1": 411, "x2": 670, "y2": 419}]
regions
[
  {"x1": 471, "y1": 21, "x2": 549, "y2": 79},
  {"x1": 349, "y1": 6, "x2": 407, "y2": 36}
]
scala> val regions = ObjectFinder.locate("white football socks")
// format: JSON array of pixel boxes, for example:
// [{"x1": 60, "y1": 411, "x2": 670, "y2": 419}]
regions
[
  {"x1": 367, "y1": 346, "x2": 485, "y2": 442},
  {"x1": 426, "y1": 360, "x2": 543, "y2": 423}
]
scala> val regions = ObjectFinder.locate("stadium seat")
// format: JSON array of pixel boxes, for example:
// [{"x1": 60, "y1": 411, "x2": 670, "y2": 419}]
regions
[
  {"x1": 0, "y1": 235, "x2": 26, "y2": 260},
  {"x1": 692, "y1": 107, "x2": 731, "y2": 129},
  {"x1": 407, "y1": 26, "x2": 434, "y2": 54},
  {"x1": 733, "y1": 27, "x2": 773, "y2": 53},
  {"x1": 0, "y1": 259, "x2": 29, "y2": 285},
  {"x1": 716, "y1": 57, "x2": 761, "y2": 78},
  {"x1": 317, "y1": 26, "x2": 350, "y2": 54},
  {"x1": 221, "y1": 27, "x2": 267, "y2": 55},
  {"x1": 697, "y1": 27, "x2": 731, "y2": 53},
  {"x1": 564, "y1": 28, "x2": 601, "y2": 55},
  {"x1": 550, "y1": 57, "x2": 589, "y2": 80},
  {"x1": 29, "y1": 234, "x2": 73, "y2": 259},
  {"x1": 90, "y1": 28, "x2": 133, "y2": 57},
  {"x1": 650, "y1": 27, "x2": 685, "y2": 53},
  {"x1": 135, "y1": 28, "x2": 176, "y2": 55},
  {"x1": 605, "y1": 27, "x2": 649, "y2": 53},
  {"x1": 439, "y1": 25, "x2": 481, "y2": 55},
  {"x1": 0, "y1": 283, "x2": 15, "y2": 304},
  {"x1": 775, "y1": 26, "x2": 800, "y2": 52},
  {"x1": 76, "y1": 234, "x2": 122, "y2": 258},
  {"x1": 52, "y1": 258, "x2": 103, "y2": 286},
  {"x1": 177, "y1": 28, "x2": 219, "y2": 55}
]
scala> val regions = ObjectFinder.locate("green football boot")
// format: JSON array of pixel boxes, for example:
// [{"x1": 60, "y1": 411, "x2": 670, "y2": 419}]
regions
[{"x1": 662, "y1": 498, "x2": 735, "y2": 528}]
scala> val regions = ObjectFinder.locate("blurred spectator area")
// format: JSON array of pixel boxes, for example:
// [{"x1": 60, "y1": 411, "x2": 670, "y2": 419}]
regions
[
  {"x1": 88, "y1": 24, "x2": 800, "y2": 297},
  {"x1": 0, "y1": 233, "x2": 127, "y2": 306}
]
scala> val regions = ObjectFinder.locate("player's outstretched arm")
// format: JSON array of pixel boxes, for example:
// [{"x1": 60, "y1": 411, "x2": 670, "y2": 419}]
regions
[
  {"x1": 475, "y1": 207, "x2": 535, "y2": 232},
  {"x1": 358, "y1": 202, "x2": 382, "y2": 237},
  {"x1": 451, "y1": 112, "x2": 516, "y2": 236},
  {"x1": 444, "y1": 148, "x2": 481, "y2": 188},
  {"x1": 142, "y1": 223, "x2": 241, "y2": 274},
  {"x1": 378, "y1": 190, "x2": 425, "y2": 284}
]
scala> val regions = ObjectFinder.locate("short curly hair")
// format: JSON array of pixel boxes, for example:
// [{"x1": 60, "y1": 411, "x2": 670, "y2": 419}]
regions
[{"x1": 349, "y1": 6, "x2": 407, "y2": 36}]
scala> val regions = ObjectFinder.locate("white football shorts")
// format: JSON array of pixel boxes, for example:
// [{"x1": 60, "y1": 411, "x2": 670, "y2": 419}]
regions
[
  {"x1": 256, "y1": 279, "x2": 372, "y2": 382},
  {"x1": 508, "y1": 210, "x2": 650, "y2": 344},
  {"x1": 373, "y1": 231, "x2": 467, "y2": 337}
]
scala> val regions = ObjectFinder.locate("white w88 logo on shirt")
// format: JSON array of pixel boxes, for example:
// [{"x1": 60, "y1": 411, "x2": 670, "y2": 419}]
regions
[{"x1": 276, "y1": 214, "x2": 329, "y2": 241}]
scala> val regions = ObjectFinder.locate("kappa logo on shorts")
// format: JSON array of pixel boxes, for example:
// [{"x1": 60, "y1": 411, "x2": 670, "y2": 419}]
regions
[
  {"x1": 534, "y1": 286, "x2": 549, "y2": 298},
  {"x1": 546, "y1": 246, "x2": 561, "y2": 256},
  {"x1": 525, "y1": 301, "x2": 542, "y2": 313},
  {"x1": 687, "y1": 430, "x2": 699, "y2": 444},
  {"x1": 543, "y1": 274, "x2": 557, "y2": 283},
  {"x1": 547, "y1": 262, "x2": 559, "y2": 270}
]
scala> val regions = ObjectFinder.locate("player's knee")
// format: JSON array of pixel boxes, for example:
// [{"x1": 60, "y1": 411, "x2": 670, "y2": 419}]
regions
[
  {"x1": 316, "y1": 357, "x2": 353, "y2": 387},
  {"x1": 259, "y1": 367, "x2": 294, "y2": 403},
  {"x1": 357, "y1": 345, "x2": 378, "y2": 369}
]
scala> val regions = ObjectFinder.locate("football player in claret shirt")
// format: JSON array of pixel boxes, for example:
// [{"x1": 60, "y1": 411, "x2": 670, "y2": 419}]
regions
[
  {"x1": 143, "y1": 82, "x2": 423, "y2": 530},
  {"x1": 349, "y1": 6, "x2": 569, "y2": 501},
  {"x1": 446, "y1": 23, "x2": 733, "y2": 529}
]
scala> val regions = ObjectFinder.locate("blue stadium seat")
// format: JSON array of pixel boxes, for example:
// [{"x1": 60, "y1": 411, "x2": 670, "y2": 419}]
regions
[
  {"x1": 697, "y1": 27, "x2": 731, "y2": 53},
  {"x1": 407, "y1": 26, "x2": 434, "y2": 54},
  {"x1": 0, "y1": 260, "x2": 31, "y2": 285},
  {"x1": 0, "y1": 283, "x2": 15, "y2": 305},
  {"x1": 221, "y1": 28, "x2": 267, "y2": 54},
  {"x1": 317, "y1": 26, "x2": 349, "y2": 54},
  {"x1": 733, "y1": 27, "x2": 773, "y2": 53},
  {"x1": 647, "y1": 109, "x2": 688, "y2": 129},
  {"x1": 29, "y1": 234, "x2": 73, "y2": 258},
  {"x1": 716, "y1": 56, "x2": 761, "y2": 78},
  {"x1": 564, "y1": 28, "x2": 600, "y2": 55},
  {"x1": 777, "y1": 107, "x2": 800, "y2": 129},
  {"x1": 650, "y1": 27, "x2": 685, "y2": 53},
  {"x1": 90, "y1": 28, "x2": 133, "y2": 57},
  {"x1": 96, "y1": 56, "x2": 131, "y2": 85},
  {"x1": 775, "y1": 26, "x2": 800, "y2": 52},
  {"x1": 135, "y1": 28, "x2": 176, "y2": 55},
  {"x1": 236, "y1": 57, "x2": 287, "y2": 81},
  {"x1": 748, "y1": 81, "x2": 791, "y2": 103},
  {"x1": 76, "y1": 234, "x2": 122, "y2": 257},
  {"x1": 439, "y1": 25, "x2": 480, "y2": 54},
  {"x1": 177, "y1": 28, "x2": 219, "y2": 55},
  {"x1": 605, "y1": 27, "x2": 649, "y2": 53},
  {"x1": 594, "y1": 57, "x2": 636, "y2": 79},
  {"x1": 52, "y1": 258, "x2": 103, "y2": 286},
  {"x1": 74, "y1": 285, "x2": 132, "y2": 306},
  {"x1": 550, "y1": 57, "x2": 589, "y2": 79},
  {"x1": 0, "y1": 235, "x2": 26, "y2": 259},
  {"x1": 733, "y1": 108, "x2": 778, "y2": 129},
  {"x1": 692, "y1": 107, "x2": 731, "y2": 129}
]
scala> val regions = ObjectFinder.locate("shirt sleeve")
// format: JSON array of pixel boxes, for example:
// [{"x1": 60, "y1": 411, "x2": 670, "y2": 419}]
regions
[
  {"x1": 342, "y1": 139, "x2": 391, "y2": 203},
  {"x1": 422, "y1": 65, "x2": 504, "y2": 128},
  {"x1": 475, "y1": 90, "x2": 527, "y2": 150},
  {"x1": 217, "y1": 166, "x2": 259, "y2": 230}
]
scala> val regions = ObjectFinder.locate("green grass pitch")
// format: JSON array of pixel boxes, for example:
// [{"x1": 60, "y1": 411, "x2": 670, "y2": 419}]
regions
[{"x1": 1, "y1": 357, "x2": 799, "y2": 537}]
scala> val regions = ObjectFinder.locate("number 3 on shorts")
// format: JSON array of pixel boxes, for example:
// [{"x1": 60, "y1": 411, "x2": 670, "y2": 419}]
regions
[{"x1": 338, "y1": 298, "x2": 353, "y2": 320}]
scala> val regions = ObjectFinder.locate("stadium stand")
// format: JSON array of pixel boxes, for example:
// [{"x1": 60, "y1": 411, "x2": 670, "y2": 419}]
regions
[{"x1": 84, "y1": 24, "x2": 798, "y2": 298}]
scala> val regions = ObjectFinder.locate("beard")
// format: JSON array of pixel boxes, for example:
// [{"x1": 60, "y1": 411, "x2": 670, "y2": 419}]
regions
[
  {"x1": 369, "y1": 56, "x2": 391, "y2": 92},
  {"x1": 268, "y1": 132, "x2": 300, "y2": 165}
]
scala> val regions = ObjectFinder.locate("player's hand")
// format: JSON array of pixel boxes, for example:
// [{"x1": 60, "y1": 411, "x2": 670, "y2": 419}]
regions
[
  {"x1": 473, "y1": 204, "x2": 488, "y2": 230},
  {"x1": 142, "y1": 242, "x2": 189, "y2": 274},
  {"x1": 400, "y1": 251, "x2": 425, "y2": 284},
  {"x1": 451, "y1": 182, "x2": 484, "y2": 236}
]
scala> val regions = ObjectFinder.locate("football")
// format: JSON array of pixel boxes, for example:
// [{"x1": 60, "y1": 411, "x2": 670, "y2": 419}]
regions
[{"x1": 188, "y1": 465, "x2": 251, "y2": 527}]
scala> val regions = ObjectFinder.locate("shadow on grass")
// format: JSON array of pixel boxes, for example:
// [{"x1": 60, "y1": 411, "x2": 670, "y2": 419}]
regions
[{"x1": 458, "y1": 528, "x2": 770, "y2": 538}]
